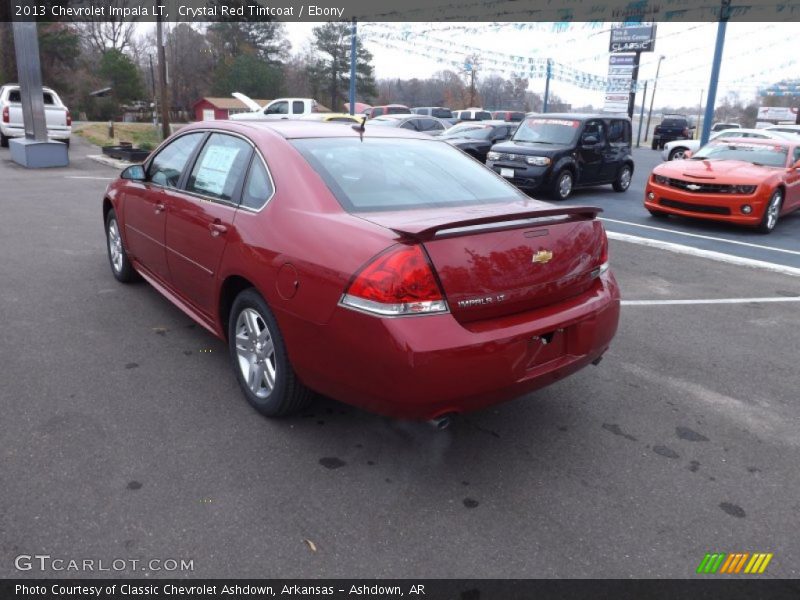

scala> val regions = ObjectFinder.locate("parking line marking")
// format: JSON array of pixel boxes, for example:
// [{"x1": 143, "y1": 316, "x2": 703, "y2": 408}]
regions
[
  {"x1": 65, "y1": 176, "x2": 115, "y2": 180},
  {"x1": 623, "y1": 297, "x2": 800, "y2": 306},
  {"x1": 607, "y1": 232, "x2": 800, "y2": 277},
  {"x1": 601, "y1": 217, "x2": 800, "y2": 257}
]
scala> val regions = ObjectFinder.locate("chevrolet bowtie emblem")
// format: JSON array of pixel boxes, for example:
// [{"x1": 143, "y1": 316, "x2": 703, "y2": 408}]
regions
[
  {"x1": 532, "y1": 249, "x2": 553, "y2": 264},
  {"x1": 686, "y1": 183, "x2": 702, "y2": 191}
]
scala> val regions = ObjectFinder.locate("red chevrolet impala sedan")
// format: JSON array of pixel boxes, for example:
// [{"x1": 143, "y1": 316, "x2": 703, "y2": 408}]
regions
[{"x1": 103, "y1": 121, "x2": 620, "y2": 420}]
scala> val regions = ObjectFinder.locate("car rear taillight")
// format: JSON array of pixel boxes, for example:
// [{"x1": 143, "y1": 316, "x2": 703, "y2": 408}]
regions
[
  {"x1": 2, "y1": 106, "x2": 8, "y2": 123},
  {"x1": 340, "y1": 244, "x2": 449, "y2": 316},
  {"x1": 66, "y1": 110, "x2": 71, "y2": 126},
  {"x1": 592, "y1": 230, "x2": 610, "y2": 278}
]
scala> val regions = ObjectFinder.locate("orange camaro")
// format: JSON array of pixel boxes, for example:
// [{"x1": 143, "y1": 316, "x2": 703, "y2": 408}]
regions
[{"x1": 644, "y1": 138, "x2": 800, "y2": 233}]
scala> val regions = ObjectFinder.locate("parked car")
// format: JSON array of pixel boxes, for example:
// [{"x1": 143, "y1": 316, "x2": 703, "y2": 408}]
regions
[
  {"x1": 454, "y1": 109, "x2": 492, "y2": 121},
  {"x1": 364, "y1": 104, "x2": 410, "y2": 119},
  {"x1": 0, "y1": 83, "x2": 71, "y2": 147},
  {"x1": 412, "y1": 106, "x2": 454, "y2": 119},
  {"x1": 487, "y1": 114, "x2": 634, "y2": 200},
  {"x1": 367, "y1": 114, "x2": 449, "y2": 134},
  {"x1": 662, "y1": 128, "x2": 791, "y2": 161},
  {"x1": 711, "y1": 122, "x2": 741, "y2": 132},
  {"x1": 645, "y1": 137, "x2": 800, "y2": 233},
  {"x1": 491, "y1": 110, "x2": 526, "y2": 122},
  {"x1": 229, "y1": 95, "x2": 327, "y2": 121},
  {"x1": 766, "y1": 124, "x2": 800, "y2": 137},
  {"x1": 651, "y1": 114, "x2": 691, "y2": 150},
  {"x1": 102, "y1": 121, "x2": 620, "y2": 420},
  {"x1": 439, "y1": 120, "x2": 516, "y2": 162},
  {"x1": 299, "y1": 112, "x2": 362, "y2": 124}
]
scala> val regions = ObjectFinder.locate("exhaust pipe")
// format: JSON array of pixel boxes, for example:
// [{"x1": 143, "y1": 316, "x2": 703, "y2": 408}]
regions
[{"x1": 428, "y1": 414, "x2": 454, "y2": 431}]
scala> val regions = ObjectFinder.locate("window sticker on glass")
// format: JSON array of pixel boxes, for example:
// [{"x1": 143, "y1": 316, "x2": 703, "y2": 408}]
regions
[{"x1": 193, "y1": 145, "x2": 242, "y2": 197}]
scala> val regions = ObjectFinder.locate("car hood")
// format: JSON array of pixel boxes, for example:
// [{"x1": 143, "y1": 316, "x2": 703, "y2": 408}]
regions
[
  {"x1": 655, "y1": 159, "x2": 781, "y2": 182},
  {"x1": 445, "y1": 137, "x2": 489, "y2": 146},
  {"x1": 491, "y1": 140, "x2": 572, "y2": 156}
]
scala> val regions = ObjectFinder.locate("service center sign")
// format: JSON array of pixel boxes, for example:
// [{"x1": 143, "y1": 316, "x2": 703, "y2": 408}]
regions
[{"x1": 609, "y1": 23, "x2": 657, "y2": 53}]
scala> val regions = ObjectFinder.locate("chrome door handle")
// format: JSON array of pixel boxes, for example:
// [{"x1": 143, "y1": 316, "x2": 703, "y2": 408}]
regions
[{"x1": 209, "y1": 222, "x2": 228, "y2": 237}]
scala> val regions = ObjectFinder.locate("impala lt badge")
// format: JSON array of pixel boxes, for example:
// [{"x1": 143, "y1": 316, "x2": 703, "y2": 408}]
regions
[
  {"x1": 532, "y1": 249, "x2": 553, "y2": 264},
  {"x1": 457, "y1": 294, "x2": 507, "y2": 309}
]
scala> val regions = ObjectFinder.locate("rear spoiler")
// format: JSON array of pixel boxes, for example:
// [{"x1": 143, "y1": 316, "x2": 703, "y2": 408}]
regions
[{"x1": 389, "y1": 205, "x2": 602, "y2": 240}]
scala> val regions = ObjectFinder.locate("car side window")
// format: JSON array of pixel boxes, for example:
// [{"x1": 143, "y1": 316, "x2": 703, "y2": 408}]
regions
[
  {"x1": 266, "y1": 101, "x2": 288, "y2": 115},
  {"x1": 794, "y1": 147, "x2": 800, "y2": 163},
  {"x1": 401, "y1": 120, "x2": 418, "y2": 131},
  {"x1": 186, "y1": 133, "x2": 253, "y2": 202},
  {"x1": 240, "y1": 157, "x2": 274, "y2": 210},
  {"x1": 583, "y1": 120, "x2": 606, "y2": 143},
  {"x1": 292, "y1": 100, "x2": 304, "y2": 114},
  {"x1": 608, "y1": 120, "x2": 629, "y2": 145},
  {"x1": 148, "y1": 132, "x2": 205, "y2": 188}
]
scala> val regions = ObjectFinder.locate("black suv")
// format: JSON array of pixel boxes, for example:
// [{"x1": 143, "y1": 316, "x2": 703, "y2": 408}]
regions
[
  {"x1": 651, "y1": 114, "x2": 691, "y2": 150},
  {"x1": 486, "y1": 113, "x2": 634, "y2": 200}
]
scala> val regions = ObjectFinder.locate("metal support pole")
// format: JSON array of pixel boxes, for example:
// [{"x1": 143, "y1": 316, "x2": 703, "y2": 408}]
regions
[
  {"x1": 644, "y1": 55, "x2": 664, "y2": 143},
  {"x1": 627, "y1": 52, "x2": 641, "y2": 119},
  {"x1": 696, "y1": 89, "x2": 704, "y2": 139},
  {"x1": 156, "y1": 9, "x2": 170, "y2": 140},
  {"x1": 11, "y1": 20, "x2": 47, "y2": 141},
  {"x1": 701, "y1": 0, "x2": 731, "y2": 146},
  {"x1": 348, "y1": 19, "x2": 357, "y2": 115},
  {"x1": 543, "y1": 59, "x2": 551, "y2": 113},
  {"x1": 636, "y1": 81, "x2": 648, "y2": 148}
]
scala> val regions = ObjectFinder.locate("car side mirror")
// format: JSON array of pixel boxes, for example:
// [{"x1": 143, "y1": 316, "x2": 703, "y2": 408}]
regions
[
  {"x1": 121, "y1": 164, "x2": 145, "y2": 181},
  {"x1": 581, "y1": 135, "x2": 599, "y2": 146}
]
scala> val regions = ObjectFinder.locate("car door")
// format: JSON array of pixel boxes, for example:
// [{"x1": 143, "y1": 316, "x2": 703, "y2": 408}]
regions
[
  {"x1": 576, "y1": 119, "x2": 606, "y2": 183},
  {"x1": 122, "y1": 132, "x2": 205, "y2": 283},
  {"x1": 786, "y1": 146, "x2": 800, "y2": 210},
  {"x1": 164, "y1": 132, "x2": 253, "y2": 316},
  {"x1": 263, "y1": 100, "x2": 289, "y2": 120},
  {"x1": 601, "y1": 119, "x2": 630, "y2": 181},
  {"x1": 290, "y1": 100, "x2": 305, "y2": 117}
]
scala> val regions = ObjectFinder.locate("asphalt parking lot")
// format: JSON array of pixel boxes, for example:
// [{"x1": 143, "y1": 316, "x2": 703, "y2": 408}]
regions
[{"x1": 1, "y1": 135, "x2": 800, "y2": 579}]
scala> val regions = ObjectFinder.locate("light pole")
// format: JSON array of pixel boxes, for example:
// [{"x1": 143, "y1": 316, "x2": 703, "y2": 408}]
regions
[{"x1": 644, "y1": 55, "x2": 665, "y2": 143}]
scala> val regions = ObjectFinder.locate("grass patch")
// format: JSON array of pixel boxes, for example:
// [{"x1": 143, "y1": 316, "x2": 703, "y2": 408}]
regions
[{"x1": 73, "y1": 122, "x2": 165, "y2": 150}]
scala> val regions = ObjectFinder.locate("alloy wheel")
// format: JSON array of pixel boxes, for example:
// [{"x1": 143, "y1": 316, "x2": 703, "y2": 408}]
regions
[
  {"x1": 107, "y1": 219, "x2": 123, "y2": 273},
  {"x1": 235, "y1": 308, "x2": 277, "y2": 399}
]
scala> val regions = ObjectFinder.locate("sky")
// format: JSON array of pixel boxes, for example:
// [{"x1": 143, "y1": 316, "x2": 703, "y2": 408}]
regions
[{"x1": 280, "y1": 21, "x2": 798, "y2": 109}]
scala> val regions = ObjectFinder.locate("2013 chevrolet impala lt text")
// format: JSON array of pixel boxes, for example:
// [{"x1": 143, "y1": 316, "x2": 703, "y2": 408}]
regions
[{"x1": 102, "y1": 121, "x2": 620, "y2": 420}]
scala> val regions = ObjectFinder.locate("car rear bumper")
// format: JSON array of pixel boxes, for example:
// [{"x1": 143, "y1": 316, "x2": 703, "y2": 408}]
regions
[
  {"x1": 285, "y1": 272, "x2": 620, "y2": 420},
  {"x1": 1, "y1": 124, "x2": 71, "y2": 141},
  {"x1": 644, "y1": 183, "x2": 766, "y2": 225}
]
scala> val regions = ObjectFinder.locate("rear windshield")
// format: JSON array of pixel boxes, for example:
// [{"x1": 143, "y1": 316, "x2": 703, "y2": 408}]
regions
[
  {"x1": 661, "y1": 118, "x2": 687, "y2": 128},
  {"x1": 431, "y1": 108, "x2": 453, "y2": 119},
  {"x1": 291, "y1": 138, "x2": 523, "y2": 212},
  {"x1": 386, "y1": 106, "x2": 409, "y2": 115},
  {"x1": 513, "y1": 118, "x2": 581, "y2": 144},
  {"x1": 7, "y1": 90, "x2": 56, "y2": 104},
  {"x1": 693, "y1": 141, "x2": 788, "y2": 168}
]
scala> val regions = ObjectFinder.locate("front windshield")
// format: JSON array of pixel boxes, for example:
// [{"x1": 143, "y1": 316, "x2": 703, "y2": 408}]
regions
[
  {"x1": 440, "y1": 124, "x2": 493, "y2": 140},
  {"x1": 513, "y1": 117, "x2": 580, "y2": 144},
  {"x1": 692, "y1": 141, "x2": 788, "y2": 167}
]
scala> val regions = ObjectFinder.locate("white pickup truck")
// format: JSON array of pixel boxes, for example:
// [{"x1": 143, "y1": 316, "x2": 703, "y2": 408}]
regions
[
  {"x1": 229, "y1": 93, "x2": 327, "y2": 121},
  {"x1": 0, "y1": 84, "x2": 72, "y2": 147}
]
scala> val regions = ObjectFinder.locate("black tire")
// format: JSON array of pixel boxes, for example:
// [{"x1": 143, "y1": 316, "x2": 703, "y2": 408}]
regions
[
  {"x1": 757, "y1": 190, "x2": 783, "y2": 234},
  {"x1": 549, "y1": 169, "x2": 574, "y2": 200},
  {"x1": 651, "y1": 139, "x2": 658, "y2": 151},
  {"x1": 0, "y1": 133, "x2": 8, "y2": 148},
  {"x1": 64, "y1": 138, "x2": 70, "y2": 148},
  {"x1": 647, "y1": 209, "x2": 669, "y2": 219},
  {"x1": 668, "y1": 147, "x2": 688, "y2": 161},
  {"x1": 612, "y1": 164, "x2": 633, "y2": 192},
  {"x1": 105, "y1": 209, "x2": 138, "y2": 283},
  {"x1": 228, "y1": 289, "x2": 312, "y2": 417}
]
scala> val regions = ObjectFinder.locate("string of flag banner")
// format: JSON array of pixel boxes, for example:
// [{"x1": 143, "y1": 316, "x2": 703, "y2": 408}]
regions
[{"x1": 361, "y1": 22, "x2": 800, "y2": 97}]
